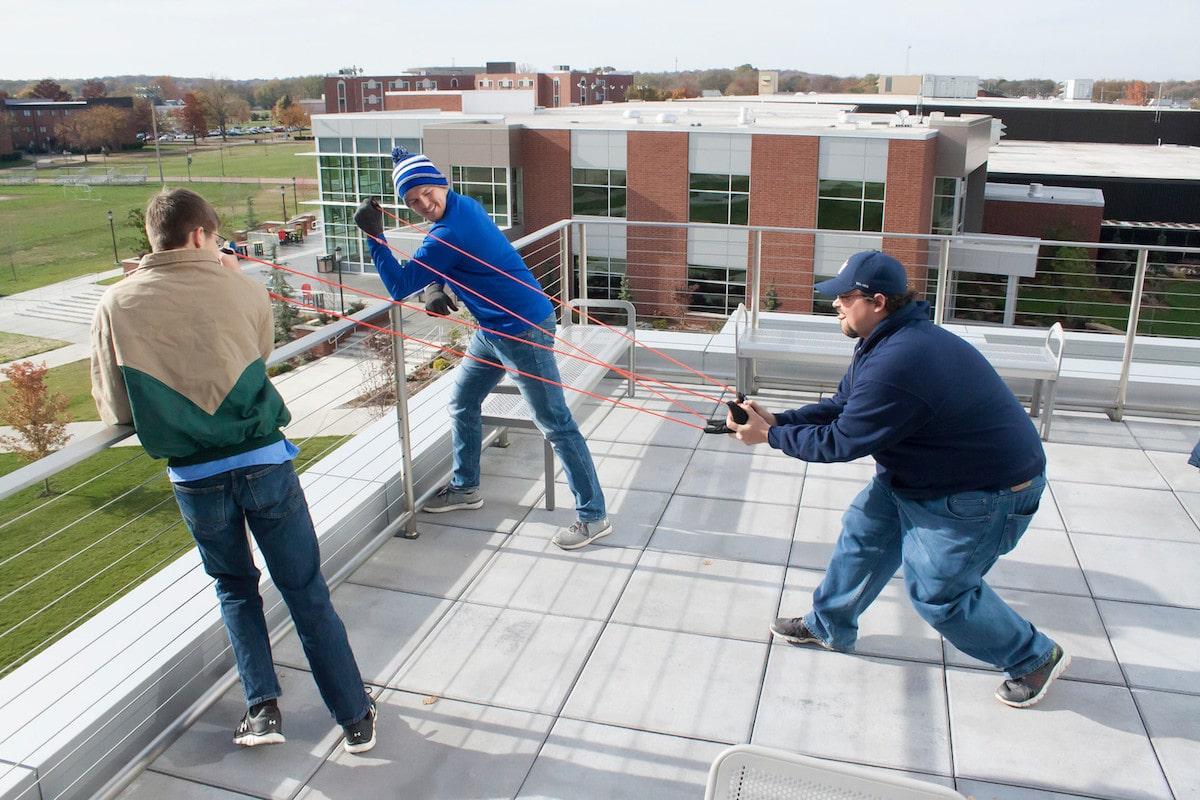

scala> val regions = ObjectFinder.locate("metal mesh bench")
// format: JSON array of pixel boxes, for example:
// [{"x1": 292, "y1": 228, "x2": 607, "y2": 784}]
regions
[
  {"x1": 480, "y1": 299, "x2": 635, "y2": 509},
  {"x1": 705, "y1": 745, "x2": 965, "y2": 800}
]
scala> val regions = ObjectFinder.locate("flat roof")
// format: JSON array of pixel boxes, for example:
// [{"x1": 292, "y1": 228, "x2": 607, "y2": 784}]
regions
[
  {"x1": 693, "y1": 93, "x2": 1199, "y2": 114},
  {"x1": 985, "y1": 182, "x2": 1105, "y2": 207},
  {"x1": 987, "y1": 140, "x2": 1200, "y2": 181}
]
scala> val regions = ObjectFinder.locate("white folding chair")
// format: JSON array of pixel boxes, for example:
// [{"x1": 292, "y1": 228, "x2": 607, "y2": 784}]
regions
[{"x1": 705, "y1": 745, "x2": 965, "y2": 800}]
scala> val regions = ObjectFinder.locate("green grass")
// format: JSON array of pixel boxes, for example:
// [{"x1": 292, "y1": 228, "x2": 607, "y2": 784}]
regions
[
  {"x1": 23, "y1": 140, "x2": 314, "y2": 181},
  {"x1": 0, "y1": 434, "x2": 350, "y2": 675},
  {"x1": 0, "y1": 181, "x2": 319, "y2": 295},
  {"x1": 96, "y1": 274, "x2": 123, "y2": 286},
  {"x1": 0, "y1": 332, "x2": 68, "y2": 362},
  {"x1": 39, "y1": 358, "x2": 97, "y2": 421}
]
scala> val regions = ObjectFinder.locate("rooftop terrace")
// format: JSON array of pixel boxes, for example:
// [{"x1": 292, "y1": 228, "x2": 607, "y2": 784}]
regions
[{"x1": 108, "y1": 378, "x2": 1200, "y2": 800}]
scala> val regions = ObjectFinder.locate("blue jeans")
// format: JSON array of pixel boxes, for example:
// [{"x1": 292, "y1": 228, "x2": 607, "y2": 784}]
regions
[
  {"x1": 447, "y1": 315, "x2": 606, "y2": 522},
  {"x1": 804, "y1": 474, "x2": 1054, "y2": 678},
  {"x1": 1189, "y1": 439, "x2": 1200, "y2": 469},
  {"x1": 172, "y1": 461, "x2": 369, "y2": 726}
]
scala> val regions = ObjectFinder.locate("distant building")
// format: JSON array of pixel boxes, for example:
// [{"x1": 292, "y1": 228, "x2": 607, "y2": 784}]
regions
[
  {"x1": 878, "y1": 75, "x2": 979, "y2": 98},
  {"x1": 3, "y1": 96, "x2": 135, "y2": 153},
  {"x1": 1060, "y1": 79, "x2": 1094, "y2": 101},
  {"x1": 478, "y1": 65, "x2": 632, "y2": 108},
  {"x1": 758, "y1": 70, "x2": 780, "y2": 96}
]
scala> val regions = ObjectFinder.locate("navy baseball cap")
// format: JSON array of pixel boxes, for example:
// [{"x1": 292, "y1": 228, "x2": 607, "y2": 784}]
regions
[{"x1": 814, "y1": 250, "x2": 909, "y2": 297}]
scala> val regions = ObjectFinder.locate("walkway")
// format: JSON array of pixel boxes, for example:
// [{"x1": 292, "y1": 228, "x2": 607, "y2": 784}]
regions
[{"x1": 115, "y1": 383, "x2": 1200, "y2": 800}]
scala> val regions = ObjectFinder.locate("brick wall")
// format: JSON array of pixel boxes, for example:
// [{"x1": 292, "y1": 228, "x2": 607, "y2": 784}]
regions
[
  {"x1": 518, "y1": 129, "x2": 572, "y2": 295},
  {"x1": 983, "y1": 199, "x2": 1103, "y2": 243},
  {"x1": 383, "y1": 93, "x2": 462, "y2": 112},
  {"x1": 0, "y1": 113, "x2": 13, "y2": 157},
  {"x1": 627, "y1": 130, "x2": 689, "y2": 316},
  {"x1": 749, "y1": 134, "x2": 819, "y2": 312},
  {"x1": 882, "y1": 137, "x2": 937, "y2": 294}
]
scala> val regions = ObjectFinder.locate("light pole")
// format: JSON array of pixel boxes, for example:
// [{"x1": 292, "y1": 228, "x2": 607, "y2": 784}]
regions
[
  {"x1": 279, "y1": 185, "x2": 287, "y2": 222},
  {"x1": 106, "y1": 210, "x2": 118, "y2": 265},
  {"x1": 140, "y1": 91, "x2": 166, "y2": 188},
  {"x1": 186, "y1": 152, "x2": 192, "y2": 182},
  {"x1": 334, "y1": 246, "x2": 344, "y2": 314},
  {"x1": 291, "y1": 176, "x2": 298, "y2": 212}
]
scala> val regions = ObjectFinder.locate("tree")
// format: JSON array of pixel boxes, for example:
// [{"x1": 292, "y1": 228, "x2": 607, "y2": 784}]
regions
[
  {"x1": 178, "y1": 92, "x2": 208, "y2": 142},
  {"x1": 126, "y1": 208, "x2": 151, "y2": 256},
  {"x1": 130, "y1": 96, "x2": 154, "y2": 137},
  {"x1": 79, "y1": 79, "x2": 107, "y2": 99},
  {"x1": 56, "y1": 106, "x2": 132, "y2": 162},
  {"x1": 272, "y1": 93, "x2": 293, "y2": 119},
  {"x1": 267, "y1": 269, "x2": 298, "y2": 344},
  {"x1": 0, "y1": 361, "x2": 71, "y2": 495},
  {"x1": 20, "y1": 79, "x2": 70, "y2": 101},
  {"x1": 277, "y1": 102, "x2": 309, "y2": 130},
  {"x1": 151, "y1": 75, "x2": 181, "y2": 101},
  {"x1": 1123, "y1": 80, "x2": 1150, "y2": 105},
  {"x1": 726, "y1": 65, "x2": 759, "y2": 96},
  {"x1": 199, "y1": 82, "x2": 251, "y2": 139}
]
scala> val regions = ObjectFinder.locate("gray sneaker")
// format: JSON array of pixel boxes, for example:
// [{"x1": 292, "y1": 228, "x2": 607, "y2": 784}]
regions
[
  {"x1": 552, "y1": 517, "x2": 612, "y2": 550},
  {"x1": 423, "y1": 485, "x2": 483, "y2": 513}
]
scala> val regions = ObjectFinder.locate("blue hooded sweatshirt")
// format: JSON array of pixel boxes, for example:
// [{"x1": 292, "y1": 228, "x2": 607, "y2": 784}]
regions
[
  {"x1": 367, "y1": 190, "x2": 553, "y2": 337},
  {"x1": 767, "y1": 300, "x2": 1046, "y2": 498}
]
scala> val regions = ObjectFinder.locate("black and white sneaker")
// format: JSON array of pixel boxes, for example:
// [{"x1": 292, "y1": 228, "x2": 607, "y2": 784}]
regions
[
  {"x1": 995, "y1": 645, "x2": 1070, "y2": 708},
  {"x1": 342, "y1": 700, "x2": 377, "y2": 754},
  {"x1": 233, "y1": 699, "x2": 284, "y2": 747},
  {"x1": 769, "y1": 616, "x2": 833, "y2": 650}
]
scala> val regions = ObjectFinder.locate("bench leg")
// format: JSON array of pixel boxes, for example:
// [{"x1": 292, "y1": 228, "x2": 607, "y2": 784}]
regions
[
  {"x1": 543, "y1": 439, "x2": 555, "y2": 511},
  {"x1": 736, "y1": 356, "x2": 753, "y2": 396},
  {"x1": 1040, "y1": 380, "x2": 1058, "y2": 441},
  {"x1": 1030, "y1": 380, "x2": 1043, "y2": 419}
]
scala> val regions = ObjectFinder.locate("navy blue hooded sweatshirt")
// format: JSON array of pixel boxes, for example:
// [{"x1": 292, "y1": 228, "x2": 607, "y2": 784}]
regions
[
  {"x1": 367, "y1": 190, "x2": 553, "y2": 337},
  {"x1": 767, "y1": 300, "x2": 1046, "y2": 498}
]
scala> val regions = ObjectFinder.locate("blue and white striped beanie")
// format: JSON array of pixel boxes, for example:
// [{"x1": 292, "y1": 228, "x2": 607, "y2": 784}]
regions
[{"x1": 392, "y1": 147, "x2": 448, "y2": 199}]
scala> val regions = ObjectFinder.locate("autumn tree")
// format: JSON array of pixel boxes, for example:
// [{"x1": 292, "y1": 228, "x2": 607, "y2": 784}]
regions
[
  {"x1": 725, "y1": 65, "x2": 759, "y2": 96},
  {"x1": 0, "y1": 361, "x2": 72, "y2": 496},
  {"x1": 273, "y1": 95, "x2": 309, "y2": 129},
  {"x1": 56, "y1": 106, "x2": 132, "y2": 161},
  {"x1": 1123, "y1": 80, "x2": 1150, "y2": 105},
  {"x1": 20, "y1": 79, "x2": 70, "y2": 101},
  {"x1": 151, "y1": 75, "x2": 181, "y2": 102},
  {"x1": 177, "y1": 92, "x2": 208, "y2": 141},
  {"x1": 79, "y1": 79, "x2": 107, "y2": 99},
  {"x1": 199, "y1": 82, "x2": 251, "y2": 139}
]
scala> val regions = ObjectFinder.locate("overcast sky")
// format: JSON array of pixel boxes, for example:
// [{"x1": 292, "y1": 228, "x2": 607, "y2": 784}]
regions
[{"x1": 2, "y1": 0, "x2": 1195, "y2": 82}]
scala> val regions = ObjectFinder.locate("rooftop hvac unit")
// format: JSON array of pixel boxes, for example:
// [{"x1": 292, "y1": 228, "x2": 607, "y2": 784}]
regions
[{"x1": 655, "y1": 112, "x2": 677, "y2": 124}]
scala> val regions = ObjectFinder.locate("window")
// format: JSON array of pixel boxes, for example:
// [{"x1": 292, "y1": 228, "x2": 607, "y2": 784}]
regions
[
  {"x1": 688, "y1": 173, "x2": 750, "y2": 225},
  {"x1": 451, "y1": 78, "x2": 459, "y2": 88},
  {"x1": 572, "y1": 168, "x2": 626, "y2": 217},
  {"x1": 336, "y1": 80, "x2": 346, "y2": 112},
  {"x1": 931, "y1": 176, "x2": 964, "y2": 235},
  {"x1": 552, "y1": 78, "x2": 560, "y2": 107},
  {"x1": 451, "y1": 165, "x2": 511, "y2": 227},
  {"x1": 686, "y1": 264, "x2": 746, "y2": 315},
  {"x1": 579, "y1": 256, "x2": 627, "y2": 300},
  {"x1": 399, "y1": 80, "x2": 410, "y2": 89},
  {"x1": 817, "y1": 179, "x2": 885, "y2": 232}
]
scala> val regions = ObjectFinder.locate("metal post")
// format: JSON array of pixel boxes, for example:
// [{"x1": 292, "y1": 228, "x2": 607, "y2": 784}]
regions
[
  {"x1": 106, "y1": 210, "x2": 118, "y2": 265},
  {"x1": 577, "y1": 223, "x2": 589, "y2": 323},
  {"x1": 749, "y1": 229, "x2": 763, "y2": 329},
  {"x1": 335, "y1": 246, "x2": 344, "y2": 314},
  {"x1": 280, "y1": 185, "x2": 287, "y2": 222},
  {"x1": 933, "y1": 239, "x2": 951, "y2": 325},
  {"x1": 186, "y1": 152, "x2": 192, "y2": 182},
  {"x1": 1110, "y1": 248, "x2": 1149, "y2": 422},
  {"x1": 148, "y1": 104, "x2": 165, "y2": 188},
  {"x1": 291, "y1": 177, "x2": 298, "y2": 211},
  {"x1": 1003, "y1": 275, "x2": 1019, "y2": 327},
  {"x1": 559, "y1": 225, "x2": 571, "y2": 325},
  {"x1": 388, "y1": 304, "x2": 419, "y2": 538}
]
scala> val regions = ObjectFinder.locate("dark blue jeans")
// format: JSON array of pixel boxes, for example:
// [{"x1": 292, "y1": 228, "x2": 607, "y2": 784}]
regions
[
  {"x1": 804, "y1": 474, "x2": 1054, "y2": 678},
  {"x1": 447, "y1": 314, "x2": 606, "y2": 521},
  {"x1": 172, "y1": 461, "x2": 369, "y2": 726},
  {"x1": 1190, "y1": 439, "x2": 1200, "y2": 469}
]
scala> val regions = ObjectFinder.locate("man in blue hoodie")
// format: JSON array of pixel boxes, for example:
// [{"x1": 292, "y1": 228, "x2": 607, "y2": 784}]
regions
[
  {"x1": 729, "y1": 250, "x2": 1066, "y2": 708},
  {"x1": 354, "y1": 148, "x2": 608, "y2": 550}
]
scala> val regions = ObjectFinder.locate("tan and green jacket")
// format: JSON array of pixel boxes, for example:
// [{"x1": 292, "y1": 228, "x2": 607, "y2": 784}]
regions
[{"x1": 90, "y1": 249, "x2": 290, "y2": 467}]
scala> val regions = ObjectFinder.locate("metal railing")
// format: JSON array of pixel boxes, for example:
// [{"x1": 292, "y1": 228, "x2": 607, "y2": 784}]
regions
[{"x1": 567, "y1": 218, "x2": 1200, "y2": 419}]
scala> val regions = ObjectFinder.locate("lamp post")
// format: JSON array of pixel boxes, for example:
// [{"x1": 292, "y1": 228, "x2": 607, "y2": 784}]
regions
[
  {"x1": 291, "y1": 176, "x2": 298, "y2": 212},
  {"x1": 334, "y1": 246, "x2": 344, "y2": 314},
  {"x1": 279, "y1": 185, "x2": 287, "y2": 222},
  {"x1": 186, "y1": 152, "x2": 192, "y2": 182},
  {"x1": 106, "y1": 210, "x2": 118, "y2": 265},
  {"x1": 139, "y1": 90, "x2": 166, "y2": 188}
]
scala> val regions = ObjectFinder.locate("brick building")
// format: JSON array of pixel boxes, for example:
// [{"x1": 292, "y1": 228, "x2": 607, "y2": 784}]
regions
[
  {"x1": 2, "y1": 96, "x2": 135, "y2": 154},
  {"x1": 476, "y1": 64, "x2": 632, "y2": 108},
  {"x1": 983, "y1": 183, "x2": 1104, "y2": 243},
  {"x1": 310, "y1": 103, "x2": 996, "y2": 316},
  {"x1": 323, "y1": 68, "x2": 482, "y2": 114}
]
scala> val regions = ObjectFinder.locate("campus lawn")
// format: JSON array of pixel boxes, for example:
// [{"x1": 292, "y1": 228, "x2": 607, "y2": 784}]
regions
[
  {"x1": 16, "y1": 140, "x2": 315, "y2": 181},
  {"x1": 0, "y1": 181, "x2": 318, "y2": 295},
  {"x1": 0, "y1": 434, "x2": 350, "y2": 675},
  {"x1": 40, "y1": 358, "x2": 97, "y2": 421},
  {"x1": 0, "y1": 332, "x2": 68, "y2": 362}
]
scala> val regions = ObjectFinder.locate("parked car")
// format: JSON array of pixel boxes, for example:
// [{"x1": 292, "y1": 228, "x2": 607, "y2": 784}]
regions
[
  {"x1": 157, "y1": 133, "x2": 173, "y2": 142},
  {"x1": 173, "y1": 133, "x2": 191, "y2": 141}
]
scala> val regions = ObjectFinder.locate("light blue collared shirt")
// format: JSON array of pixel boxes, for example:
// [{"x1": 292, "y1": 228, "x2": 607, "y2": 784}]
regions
[{"x1": 167, "y1": 438, "x2": 299, "y2": 483}]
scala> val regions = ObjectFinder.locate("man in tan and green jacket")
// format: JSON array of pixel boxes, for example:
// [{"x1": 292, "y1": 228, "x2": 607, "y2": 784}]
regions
[{"x1": 90, "y1": 188, "x2": 377, "y2": 754}]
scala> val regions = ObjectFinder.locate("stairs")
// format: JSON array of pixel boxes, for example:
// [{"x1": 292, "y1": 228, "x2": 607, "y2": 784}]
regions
[{"x1": 16, "y1": 285, "x2": 107, "y2": 326}]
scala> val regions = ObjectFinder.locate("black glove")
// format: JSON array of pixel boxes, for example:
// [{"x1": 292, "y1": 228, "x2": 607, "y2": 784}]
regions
[
  {"x1": 425, "y1": 288, "x2": 459, "y2": 317},
  {"x1": 353, "y1": 197, "x2": 384, "y2": 239}
]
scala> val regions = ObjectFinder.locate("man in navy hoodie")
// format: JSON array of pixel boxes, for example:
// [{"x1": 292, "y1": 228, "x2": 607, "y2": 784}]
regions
[
  {"x1": 729, "y1": 250, "x2": 1067, "y2": 708},
  {"x1": 355, "y1": 148, "x2": 608, "y2": 551}
]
